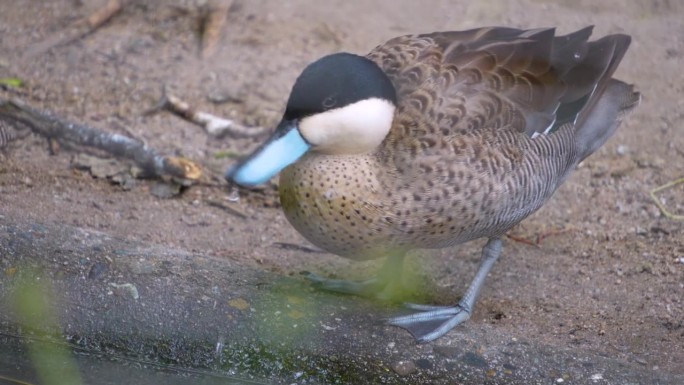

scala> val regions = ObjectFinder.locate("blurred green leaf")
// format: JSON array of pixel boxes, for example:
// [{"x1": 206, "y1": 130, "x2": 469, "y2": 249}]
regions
[
  {"x1": 213, "y1": 150, "x2": 242, "y2": 159},
  {"x1": 0, "y1": 77, "x2": 24, "y2": 88},
  {"x1": 12, "y1": 268, "x2": 82, "y2": 385}
]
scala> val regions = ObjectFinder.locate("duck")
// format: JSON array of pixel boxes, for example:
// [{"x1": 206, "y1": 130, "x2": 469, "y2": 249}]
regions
[{"x1": 225, "y1": 26, "x2": 640, "y2": 343}]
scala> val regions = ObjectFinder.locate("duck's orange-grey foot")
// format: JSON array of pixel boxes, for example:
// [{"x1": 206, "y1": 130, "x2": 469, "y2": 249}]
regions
[
  {"x1": 301, "y1": 253, "x2": 405, "y2": 300},
  {"x1": 386, "y1": 238, "x2": 502, "y2": 343}
]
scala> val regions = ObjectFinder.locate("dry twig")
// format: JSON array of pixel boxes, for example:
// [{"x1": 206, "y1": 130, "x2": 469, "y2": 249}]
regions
[
  {"x1": 205, "y1": 199, "x2": 248, "y2": 219},
  {"x1": 650, "y1": 177, "x2": 684, "y2": 220},
  {"x1": 201, "y1": 0, "x2": 234, "y2": 59},
  {"x1": 159, "y1": 90, "x2": 269, "y2": 138},
  {"x1": 506, "y1": 226, "x2": 576, "y2": 247},
  {"x1": 24, "y1": 0, "x2": 127, "y2": 58},
  {"x1": 0, "y1": 98, "x2": 201, "y2": 181}
]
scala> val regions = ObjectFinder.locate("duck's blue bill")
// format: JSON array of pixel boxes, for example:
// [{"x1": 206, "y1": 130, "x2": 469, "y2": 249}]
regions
[{"x1": 225, "y1": 120, "x2": 310, "y2": 187}]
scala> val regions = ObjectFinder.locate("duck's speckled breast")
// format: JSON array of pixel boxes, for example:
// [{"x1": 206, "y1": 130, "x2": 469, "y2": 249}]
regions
[
  {"x1": 279, "y1": 154, "x2": 486, "y2": 260},
  {"x1": 279, "y1": 153, "x2": 395, "y2": 260}
]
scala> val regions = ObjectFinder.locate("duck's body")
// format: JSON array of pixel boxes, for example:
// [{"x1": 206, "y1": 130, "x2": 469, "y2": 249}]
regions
[
  {"x1": 279, "y1": 118, "x2": 574, "y2": 259},
  {"x1": 227, "y1": 26, "x2": 639, "y2": 342},
  {"x1": 279, "y1": 26, "x2": 637, "y2": 260}
]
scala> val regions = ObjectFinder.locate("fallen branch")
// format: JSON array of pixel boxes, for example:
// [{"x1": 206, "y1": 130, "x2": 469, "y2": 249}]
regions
[
  {"x1": 201, "y1": 0, "x2": 234, "y2": 59},
  {"x1": 649, "y1": 177, "x2": 684, "y2": 220},
  {"x1": 24, "y1": 0, "x2": 127, "y2": 58},
  {"x1": 0, "y1": 98, "x2": 201, "y2": 181},
  {"x1": 159, "y1": 90, "x2": 270, "y2": 138}
]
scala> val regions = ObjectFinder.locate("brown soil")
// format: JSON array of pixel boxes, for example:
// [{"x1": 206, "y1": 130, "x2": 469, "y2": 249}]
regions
[{"x1": 1, "y1": 0, "x2": 683, "y2": 377}]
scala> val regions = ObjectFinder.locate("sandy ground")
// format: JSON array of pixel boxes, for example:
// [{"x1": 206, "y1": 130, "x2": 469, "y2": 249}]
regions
[{"x1": 1, "y1": 0, "x2": 683, "y2": 379}]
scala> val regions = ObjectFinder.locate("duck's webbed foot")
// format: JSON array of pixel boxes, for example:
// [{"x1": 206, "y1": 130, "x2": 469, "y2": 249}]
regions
[
  {"x1": 386, "y1": 238, "x2": 502, "y2": 342},
  {"x1": 386, "y1": 303, "x2": 472, "y2": 343},
  {"x1": 301, "y1": 253, "x2": 405, "y2": 300},
  {"x1": 301, "y1": 271, "x2": 384, "y2": 297}
]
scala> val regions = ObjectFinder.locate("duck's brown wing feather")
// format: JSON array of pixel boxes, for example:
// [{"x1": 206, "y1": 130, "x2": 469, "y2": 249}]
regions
[{"x1": 367, "y1": 26, "x2": 631, "y2": 139}]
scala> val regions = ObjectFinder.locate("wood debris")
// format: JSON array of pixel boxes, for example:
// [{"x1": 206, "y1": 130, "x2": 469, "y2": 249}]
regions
[
  {"x1": 0, "y1": 97, "x2": 202, "y2": 182},
  {"x1": 506, "y1": 225, "x2": 576, "y2": 247},
  {"x1": 650, "y1": 177, "x2": 684, "y2": 220},
  {"x1": 205, "y1": 199, "x2": 248, "y2": 219},
  {"x1": 24, "y1": 0, "x2": 128, "y2": 58},
  {"x1": 201, "y1": 0, "x2": 234, "y2": 59},
  {"x1": 160, "y1": 90, "x2": 270, "y2": 138}
]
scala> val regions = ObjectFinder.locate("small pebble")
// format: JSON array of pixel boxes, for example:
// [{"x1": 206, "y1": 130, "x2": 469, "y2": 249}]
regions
[
  {"x1": 108, "y1": 282, "x2": 139, "y2": 300},
  {"x1": 87, "y1": 262, "x2": 109, "y2": 279},
  {"x1": 616, "y1": 144, "x2": 629, "y2": 155},
  {"x1": 415, "y1": 358, "x2": 433, "y2": 370},
  {"x1": 392, "y1": 360, "x2": 417, "y2": 376},
  {"x1": 150, "y1": 182, "x2": 181, "y2": 199}
]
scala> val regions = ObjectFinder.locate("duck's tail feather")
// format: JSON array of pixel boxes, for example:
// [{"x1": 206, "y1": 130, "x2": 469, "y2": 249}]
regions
[
  {"x1": 550, "y1": 33, "x2": 630, "y2": 126},
  {"x1": 548, "y1": 32, "x2": 639, "y2": 161},
  {"x1": 573, "y1": 79, "x2": 640, "y2": 161}
]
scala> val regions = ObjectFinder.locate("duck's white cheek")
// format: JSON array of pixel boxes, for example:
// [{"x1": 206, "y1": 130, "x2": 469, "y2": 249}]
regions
[{"x1": 299, "y1": 98, "x2": 395, "y2": 154}]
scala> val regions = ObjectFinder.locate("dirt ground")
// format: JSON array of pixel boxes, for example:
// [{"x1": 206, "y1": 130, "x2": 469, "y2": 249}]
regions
[{"x1": 1, "y1": 0, "x2": 683, "y2": 379}]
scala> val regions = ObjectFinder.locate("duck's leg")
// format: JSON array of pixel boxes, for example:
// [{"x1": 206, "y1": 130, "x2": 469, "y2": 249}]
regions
[
  {"x1": 386, "y1": 238, "x2": 502, "y2": 343},
  {"x1": 301, "y1": 252, "x2": 405, "y2": 299}
]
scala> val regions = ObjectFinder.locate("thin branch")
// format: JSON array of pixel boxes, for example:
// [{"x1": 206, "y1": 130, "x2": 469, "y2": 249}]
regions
[
  {"x1": 0, "y1": 98, "x2": 201, "y2": 181},
  {"x1": 205, "y1": 199, "x2": 248, "y2": 219},
  {"x1": 160, "y1": 90, "x2": 270, "y2": 138},
  {"x1": 649, "y1": 177, "x2": 684, "y2": 220},
  {"x1": 201, "y1": 0, "x2": 234, "y2": 59},
  {"x1": 506, "y1": 225, "x2": 576, "y2": 246},
  {"x1": 24, "y1": 0, "x2": 128, "y2": 58}
]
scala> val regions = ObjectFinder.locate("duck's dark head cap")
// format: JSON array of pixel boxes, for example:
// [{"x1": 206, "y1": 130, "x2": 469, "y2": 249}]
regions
[{"x1": 284, "y1": 52, "x2": 397, "y2": 120}]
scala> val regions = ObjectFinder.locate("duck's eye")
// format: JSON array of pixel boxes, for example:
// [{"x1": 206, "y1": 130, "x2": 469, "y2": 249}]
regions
[{"x1": 322, "y1": 96, "x2": 337, "y2": 109}]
